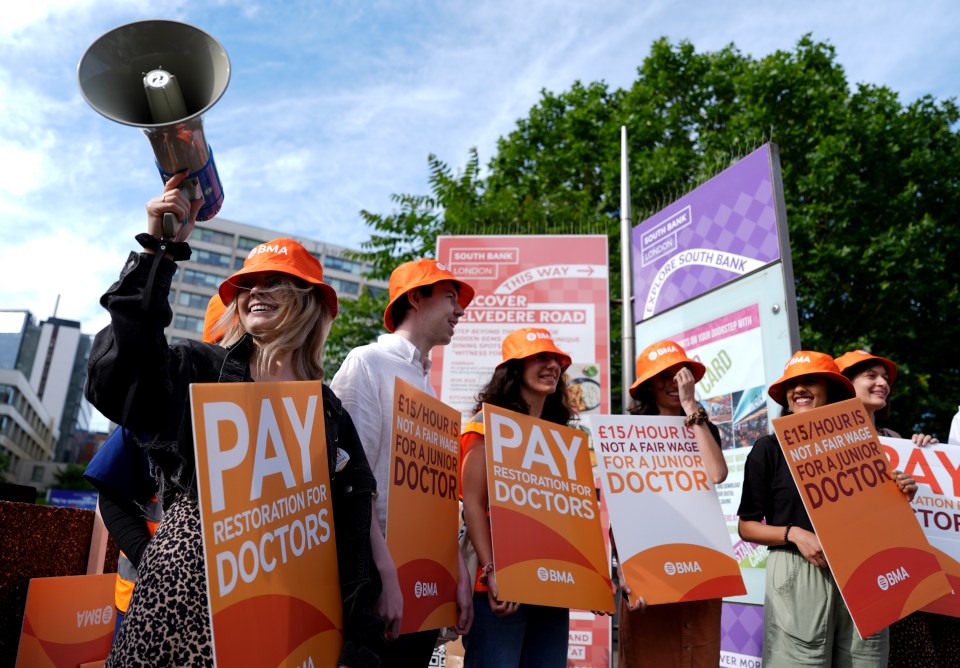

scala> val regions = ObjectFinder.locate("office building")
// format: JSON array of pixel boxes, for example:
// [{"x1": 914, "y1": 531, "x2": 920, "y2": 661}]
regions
[{"x1": 0, "y1": 310, "x2": 58, "y2": 477}]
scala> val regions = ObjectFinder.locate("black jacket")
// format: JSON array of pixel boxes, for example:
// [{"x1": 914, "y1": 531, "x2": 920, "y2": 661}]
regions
[{"x1": 86, "y1": 249, "x2": 385, "y2": 666}]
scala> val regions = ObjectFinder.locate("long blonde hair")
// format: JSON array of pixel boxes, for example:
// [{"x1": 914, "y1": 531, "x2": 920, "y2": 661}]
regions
[{"x1": 218, "y1": 278, "x2": 334, "y2": 380}]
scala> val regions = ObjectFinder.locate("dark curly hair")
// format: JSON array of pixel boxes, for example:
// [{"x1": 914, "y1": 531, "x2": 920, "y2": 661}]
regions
[
  {"x1": 627, "y1": 378, "x2": 660, "y2": 416},
  {"x1": 472, "y1": 358, "x2": 573, "y2": 426}
]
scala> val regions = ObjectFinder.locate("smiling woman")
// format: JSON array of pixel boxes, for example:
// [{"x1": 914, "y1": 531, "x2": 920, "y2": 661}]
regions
[
  {"x1": 617, "y1": 339, "x2": 728, "y2": 668},
  {"x1": 459, "y1": 327, "x2": 574, "y2": 667},
  {"x1": 83, "y1": 175, "x2": 384, "y2": 667},
  {"x1": 737, "y1": 350, "x2": 917, "y2": 667},
  {"x1": 835, "y1": 349, "x2": 954, "y2": 667}
]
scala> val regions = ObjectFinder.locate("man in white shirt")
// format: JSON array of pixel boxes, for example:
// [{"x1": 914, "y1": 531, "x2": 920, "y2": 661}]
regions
[{"x1": 330, "y1": 258, "x2": 475, "y2": 666}]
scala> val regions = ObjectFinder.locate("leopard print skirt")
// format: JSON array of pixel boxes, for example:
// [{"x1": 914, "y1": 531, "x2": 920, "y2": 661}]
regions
[{"x1": 107, "y1": 495, "x2": 213, "y2": 667}]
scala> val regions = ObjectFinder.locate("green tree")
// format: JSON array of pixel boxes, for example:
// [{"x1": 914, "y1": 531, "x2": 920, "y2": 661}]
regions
[
  {"x1": 325, "y1": 285, "x2": 389, "y2": 379},
  {"x1": 355, "y1": 35, "x2": 960, "y2": 433},
  {"x1": 53, "y1": 463, "x2": 95, "y2": 491}
]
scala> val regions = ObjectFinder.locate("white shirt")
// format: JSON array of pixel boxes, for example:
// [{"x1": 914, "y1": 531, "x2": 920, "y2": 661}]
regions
[
  {"x1": 330, "y1": 333, "x2": 434, "y2": 531},
  {"x1": 949, "y1": 406, "x2": 960, "y2": 445}
]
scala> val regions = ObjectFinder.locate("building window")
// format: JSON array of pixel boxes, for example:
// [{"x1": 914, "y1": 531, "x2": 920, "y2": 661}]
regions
[
  {"x1": 182, "y1": 268, "x2": 223, "y2": 288},
  {"x1": 234, "y1": 256, "x2": 246, "y2": 270},
  {"x1": 238, "y1": 236, "x2": 266, "y2": 251},
  {"x1": 175, "y1": 314, "x2": 205, "y2": 334},
  {"x1": 31, "y1": 465, "x2": 44, "y2": 482},
  {"x1": 194, "y1": 227, "x2": 234, "y2": 246},
  {"x1": 194, "y1": 249, "x2": 232, "y2": 269},
  {"x1": 178, "y1": 291, "x2": 212, "y2": 310},
  {"x1": 328, "y1": 277, "x2": 360, "y2": 295},
  {"x1": 325, "y1": 255, "x2": 363, "y2": 275}
]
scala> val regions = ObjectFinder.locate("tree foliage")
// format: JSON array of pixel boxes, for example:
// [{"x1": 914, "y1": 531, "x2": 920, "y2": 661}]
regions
[
  {"x1": 325, "y1": 285, "x2": 389, "y2": 379},
  {"x1": 53, "y1": 463, "x2": 95, "y2": 491},
  {"x1": 353, "y1": 35, "x2": 960, "y2": 433}
]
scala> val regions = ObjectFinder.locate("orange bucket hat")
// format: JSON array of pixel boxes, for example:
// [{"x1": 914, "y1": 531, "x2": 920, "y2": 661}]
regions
[
  {"x1": 218, "y1": 238, "x2": 338, "y2": 318},
  {"x1": 834, "y1": 350, "x2": 898, "y2": 384},
  {"x1": 629, "y1": 340, "x2": 706, "y2": 399},
  {"x1": 383, "y1": 258, "x2": 475, "y2": 332},
  {"x1": 202, "y1": 293, "x2": 230, "y2": 344},
  {"x1": 498, "y1": 327, "x2": 572, "y2": 370},
  {"x1": 768, "y1": 350, "x2": 856, "y2": 406}
]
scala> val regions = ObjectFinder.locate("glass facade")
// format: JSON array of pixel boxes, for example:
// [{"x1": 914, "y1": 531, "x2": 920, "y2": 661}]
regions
[
  {"x1": 182, "y1": 268, "x2": 223, "y2": 288},
  {"x1": 175, "y1": 314, "x2": 205, "y2": 334},
  {"x1": 194, "y1": 227, "x2": 234, "y2": 246},
  {"x1": 325, "y1": 255, "x2": 364, "y2": 274},
  {"x1": 178, "y1": 290, "x2": 212, "y2": 310}
]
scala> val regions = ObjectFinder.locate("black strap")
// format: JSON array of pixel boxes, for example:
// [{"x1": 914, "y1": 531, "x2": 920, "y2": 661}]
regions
[
  {"x1": 135, "y1": 233, "x2": 192, "y2": 261},
  {"x1": 134, "y1": 234, "x2": 191, "y2": 313},
  {"x1": 323, "y1": 387, "x2": 341, "y2": 481}
]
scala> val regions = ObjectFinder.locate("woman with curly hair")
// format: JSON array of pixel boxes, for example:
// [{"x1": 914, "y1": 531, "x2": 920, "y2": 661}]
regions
[{"x1": 460, "y1": 327, "x2": 574, "y2": 667}]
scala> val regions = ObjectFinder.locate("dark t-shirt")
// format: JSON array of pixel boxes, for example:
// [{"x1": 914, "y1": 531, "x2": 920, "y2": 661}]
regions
[{"x1": 737, "y1": 434, "x2": 814, "y2": 552}]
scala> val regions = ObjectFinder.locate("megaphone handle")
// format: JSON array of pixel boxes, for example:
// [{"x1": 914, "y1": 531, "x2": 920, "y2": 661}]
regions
[
  {"x1": 161, "y1": 177, "x2": 202, "y2": 238},
  {"x1": 162, "y1": 213, "x2": 179, "y2": 238}
]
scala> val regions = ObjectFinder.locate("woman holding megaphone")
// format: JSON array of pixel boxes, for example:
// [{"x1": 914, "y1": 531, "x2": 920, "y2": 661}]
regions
[{"x1": 85, "y1": 173, "x2": 385, "y2": 667}]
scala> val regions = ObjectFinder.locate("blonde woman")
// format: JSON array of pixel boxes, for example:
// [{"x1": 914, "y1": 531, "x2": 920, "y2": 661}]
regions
[{"x1": 86, "y1": 174, "x2": 384, "y2": 667}]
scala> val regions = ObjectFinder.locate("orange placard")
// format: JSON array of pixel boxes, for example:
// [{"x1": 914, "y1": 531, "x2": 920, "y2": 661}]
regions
[
  {"x1": 387, "y1": 379, "x2": 460, "y2": 634},
  {"x1": 773, "y1": 398, "x2": 951, "y2": 638},
  {"x1": 883, "y1": 437, "x2": 960, "y2": 616},
  {"x1": 16, "y1": 574, "x2": 115, "y2": 668},
  {"x1": 191, "y1": 381, "x2": 342, "y2": 667},
  {"x1": 588, "y1": 415, "x2": 745, "y2": 606},
  {"x1": 484, "y1": 404, "x2": 614, "y2": 611}
]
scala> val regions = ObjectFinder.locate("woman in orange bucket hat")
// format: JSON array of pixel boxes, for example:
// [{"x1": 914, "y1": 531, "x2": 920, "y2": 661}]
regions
[
  {"x1": 85, "y1": 174, "x2": 383, "y2": 667},
  {"x1": 835, "y1": 349, "x2": 937, "y2": 445},
  {"x1": 737, "y1": 350, "x2": 917, "y2": 667},
  {"x1": 836, "y1": 350, "x2": 951, "y2": 667},
  {"x1": 617, "y1": 340, "x2": 728, "y2": 668},
  {"x1": 459, "y1": 327, "x2": 574, "y2": 667}
]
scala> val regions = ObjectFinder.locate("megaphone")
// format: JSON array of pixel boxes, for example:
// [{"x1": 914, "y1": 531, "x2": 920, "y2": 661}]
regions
[{"x1": 78, "y1": 20, "x2": 230, "y2": 234}]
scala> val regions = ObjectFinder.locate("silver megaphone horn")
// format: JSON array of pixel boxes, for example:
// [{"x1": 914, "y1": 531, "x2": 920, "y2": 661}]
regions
[{"x1": 78, "y1": 20, "x2": 231, "y2": 235}]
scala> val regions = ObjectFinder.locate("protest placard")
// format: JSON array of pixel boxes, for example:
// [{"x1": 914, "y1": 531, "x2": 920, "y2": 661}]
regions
[
  {"x1": 773, "y1": 398, "x2": 950, "y2": 637},
  {"x1": 191, "y1": 381, "x2": 342, "y2": 666},
  {"x1": 483, "y1": 404, "x2": 613, "y2": 611},
  {"x1": 16, "y1": 574, "x2": 115, "y2": 667},
  {"x1": 883, "y1": 437, "x2": 960, "y2": 616},
  {"x1": 387, "y1": 378, "x2": 461, "y2": 633},
  {"x1": 588, "y1": 415, "x2": 744, "y2": 606}
]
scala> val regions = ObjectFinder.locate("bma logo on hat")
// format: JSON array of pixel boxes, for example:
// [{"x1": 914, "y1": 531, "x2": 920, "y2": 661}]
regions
[
  {"x1": 435, "y1": 261, "x2": 448, "y2": 271},
  {"x1": 526, "y1": 330, "x2": 551, "y2": 342},
  {"x1": 785, "y1": 354, "x2": 811, "y2": 369},
  {"x1": 648, "y1": 345, "x2": 678, "y2": 361},
  {"x1": 247, "y1": 243, "x2": 289, "y2": 259}
]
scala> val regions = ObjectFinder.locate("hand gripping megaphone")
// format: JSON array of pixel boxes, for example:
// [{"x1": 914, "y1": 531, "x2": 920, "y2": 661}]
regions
[{"x1": 78, "y1": 20, "x2": 230, "y2": 235}]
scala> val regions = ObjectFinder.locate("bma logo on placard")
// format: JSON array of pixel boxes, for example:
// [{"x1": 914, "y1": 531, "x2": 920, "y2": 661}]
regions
[
  {"x1": 415, "y1": 581, "x2": 438, "y2": 598},
  {"x1": 663, "y1": 561, "x2": 702, "y2": 576},
  {"x1": 877, "y1": 567, "x2": 909, "y2": 591},
  {"x1": 537, "y1": 566, "x2": 575, "y2": 584}
]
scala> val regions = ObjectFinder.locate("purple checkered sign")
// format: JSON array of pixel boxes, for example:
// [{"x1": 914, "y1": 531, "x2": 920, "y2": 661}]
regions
[{"x1": 632, "y1": 144, "x2": 782, "y2": 323}]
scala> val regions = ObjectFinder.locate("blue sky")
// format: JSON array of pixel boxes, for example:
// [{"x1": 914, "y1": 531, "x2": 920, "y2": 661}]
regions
[{"x1": 1, "y1": 0, "x2": 958, "y2": 340}]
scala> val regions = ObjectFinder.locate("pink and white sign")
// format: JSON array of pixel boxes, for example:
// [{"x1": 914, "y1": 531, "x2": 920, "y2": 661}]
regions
[{"x1": 434, "y1": 235, "x2": 610, "y2": 418}]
